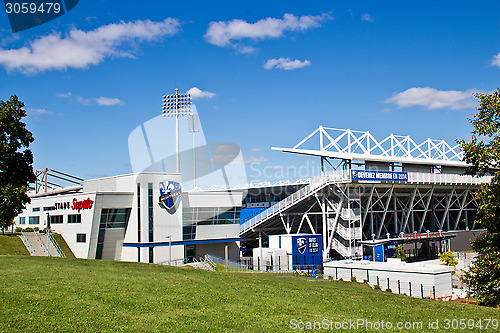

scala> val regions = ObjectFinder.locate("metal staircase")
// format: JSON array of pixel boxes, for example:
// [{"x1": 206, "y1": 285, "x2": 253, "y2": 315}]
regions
[{"x1": 240, "y1": 170, "x2": 351, "y2": 234}]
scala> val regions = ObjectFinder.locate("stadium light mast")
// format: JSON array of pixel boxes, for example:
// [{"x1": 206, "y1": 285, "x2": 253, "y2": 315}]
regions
[
  {"x1": 163, "y1": 88, "x2": 192, "y2": 173},
  {"x1": 189, "y1": 113, "x2": 199, "y2": 187}
]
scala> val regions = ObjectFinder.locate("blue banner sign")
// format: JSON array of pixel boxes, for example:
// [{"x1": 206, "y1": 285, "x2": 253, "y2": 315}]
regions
[
  {"x1": 291, "y1": 235, "x2": 323, "y2": 268},
  {"x1": 351, "y1": 170, "x2": 408, "y2": 182}
]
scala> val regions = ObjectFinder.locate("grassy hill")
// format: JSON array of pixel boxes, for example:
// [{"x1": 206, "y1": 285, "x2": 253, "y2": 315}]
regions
[
  {"x1": 0, "y1": 257, "x2": 498, "y2": 332},
  {"x1": 0, "y1": 235, "x2": 29, "y2": 256}
]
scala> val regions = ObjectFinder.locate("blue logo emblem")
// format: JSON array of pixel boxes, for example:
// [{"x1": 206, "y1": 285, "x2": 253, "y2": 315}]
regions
[
  {"x1": 159, "y1": 180, "x2": 181, "y2": 213},
  {"x1": 297, "y1": 237, "x2": 307, "y2": 255}
]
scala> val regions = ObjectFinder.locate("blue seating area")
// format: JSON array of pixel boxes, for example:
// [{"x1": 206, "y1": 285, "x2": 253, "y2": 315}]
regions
[{"x1": 240, "y1": 207, "x2": 267, "y2": 224}]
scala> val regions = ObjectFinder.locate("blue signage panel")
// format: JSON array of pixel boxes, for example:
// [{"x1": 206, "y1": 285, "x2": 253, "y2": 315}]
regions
[
  {"x1": 291, "y1": 235, "x2": 323, "y2": 269},
  {"x1": 351, "y1": 170, "x2": 408, "y2": 182},
  {"x1": 386, "y1": 240, "x2": 400, "y2": 259},
  {"x1": 374, "y1": 244, "x2": 384, "y2": 262}
]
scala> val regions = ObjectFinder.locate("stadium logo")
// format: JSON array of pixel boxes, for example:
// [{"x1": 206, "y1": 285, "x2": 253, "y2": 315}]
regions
[
  {"x1": 159, "y1": 180, "x2": 181, "y2": 213},
  {"x1": 297, "y1": 237, "x2": 307, "y2": 255}
]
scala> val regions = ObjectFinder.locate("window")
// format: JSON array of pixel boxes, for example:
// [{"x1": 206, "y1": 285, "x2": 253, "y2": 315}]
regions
[
  {"x1": 148, "y1": 183, "x2": 154, "y2": 264},
  {"x1": 95, "y1": 208, "x2": 131, "y2": 260},
  {"x1": 19, "y1": 217, "x2": 25, "y2": 225},
  {"x1": 32, "y1": 207, "x2": 40, "y2": 212},
  {"x1": 182, "y1": 207, "x2": 241, "y2": 226},
  {"x1": 43, "y1": 206, "x2": 55, "y2": 211},
  {"x1": 49, "y1": 215, "x2": 63, "y2": 224},
  {"x1": 76, "y1": 234, "x2": 86, "y2": 243},
  {"x1": 148, "y1": 183, "x2": 153, "y2": 243},
  {"x1": 137, "y1": 183, "x2": 141, "y2": 263},
  {"x1": 28, "y1": 216, "x2": 39, "y2": 225},
  {"x1": 68, "y1": 214, "x2": 81, "y2": 223}
]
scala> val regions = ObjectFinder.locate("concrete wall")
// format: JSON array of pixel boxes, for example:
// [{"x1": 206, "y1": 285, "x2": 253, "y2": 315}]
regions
[
  {"x1": 449, "y1": 230, "x2": 486, "y2": 252},
  {"x1": 324, "y1": 260, "x2": 453, "y2": 298},
  {"x1": 195, "y1": 241, "x2": 240, "y2": 262}
]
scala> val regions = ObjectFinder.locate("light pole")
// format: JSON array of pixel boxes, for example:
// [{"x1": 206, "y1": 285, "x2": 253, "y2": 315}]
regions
[
  {"x1": 189, "y1": 113, "x2": 199, "y2": 187},
  {"x1": 162, "y1": 89, "x2": 192, "y2": 173}
]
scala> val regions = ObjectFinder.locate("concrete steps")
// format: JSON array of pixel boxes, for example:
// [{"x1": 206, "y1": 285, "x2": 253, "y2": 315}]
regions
[{"x1": 19, "y1": 232, "x2": 62, "y2": 257}]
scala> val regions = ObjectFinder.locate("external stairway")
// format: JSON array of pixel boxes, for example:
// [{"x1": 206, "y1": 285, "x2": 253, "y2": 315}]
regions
[{"x1": 19, "y1": 231, "x2": 66, "y2": 257}]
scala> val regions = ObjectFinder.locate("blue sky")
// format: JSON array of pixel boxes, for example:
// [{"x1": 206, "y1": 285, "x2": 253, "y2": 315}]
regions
[{"x1": 1, "y1": 1, "x2": 499, "y2": 184}]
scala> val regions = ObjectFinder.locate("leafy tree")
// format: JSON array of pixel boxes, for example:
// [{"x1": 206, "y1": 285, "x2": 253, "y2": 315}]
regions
[
  {"x1": 392, "y1": 244, "x2": 407, "y2": 262},
  {"x1": 0, "y1": 95, "x2": 35, "y2": 234},
  {"x1": 459, "y1": 88, "x2": 500, "y2": 307},
  {"x1": 439, "y1": 251, "x2": 458, "y2": 275}
]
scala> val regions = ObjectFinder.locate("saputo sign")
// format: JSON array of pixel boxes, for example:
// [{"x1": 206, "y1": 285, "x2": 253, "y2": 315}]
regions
[
  {"x1": 71, "y1": 198, "x2": 94, "y2": 212},
  {"x1": 53, "y1": 197, "x2": 94, "y2": 212}
]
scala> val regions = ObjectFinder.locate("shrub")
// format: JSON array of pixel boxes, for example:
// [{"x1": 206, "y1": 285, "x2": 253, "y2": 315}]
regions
[
  {"x1": 328, "y1": 276, "x2": 333, "y2": 280},
  {"x1": 15, "y1": 227, "x2": 23, "y2": 233},
  {"x1": 41, "y1": 228, "x2": 47, "y2": 234},
  {"x1": 24, "y1": 227, "x2": 34, "y2": 232},
  {"x1": 363, "y1": 279, "x2": 369, "y2": 284},
  {"x1": 34, "y1": 227, "x2": 39, "y2": 232},
  {"x1": 392, "y1": 244, "x2": 407, "y2": 262},
  {"x1": 386, "y1": 288, "x2": 392, "y2": 293},
  {"x1": 374, "y1": 284, "x2": 381, "y2": 290},
  {"x1": 351, "y1": 276, "x2": 357, "y2": 283}
]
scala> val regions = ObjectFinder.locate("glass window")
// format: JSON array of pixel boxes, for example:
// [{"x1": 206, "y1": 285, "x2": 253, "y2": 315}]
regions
[
  {"x1": 32, "y1": 207, "x2": 40, "y2": 212},
  {"x1": 76, "y1": 233, "x2": 86, "y2": 243},
  {"x1": 28, "y1": 216, "x2": 39, "y2": 224},
  {"x1": 148, "y1": 183, "x2": 153, "y2": 242},
  {"x1": 43, "y1": 206, "x2": 55, "y2": 211},
  {"x1": 49, "y1": 215, "x2": 63, "y2": 224},
  {"x1": 96, "y1": 208, "x2": 131, "y2": 260},
  {"x1": 68, "y1": 214, "x2": 81, "y2": 223},
  {"x1": 19, "y1": 217, "x2": 25, "y2": 225}
]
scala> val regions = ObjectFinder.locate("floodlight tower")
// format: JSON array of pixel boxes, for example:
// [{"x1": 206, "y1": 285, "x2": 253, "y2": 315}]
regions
[
  {"x1": 189, "y1": 113, "x2": 199, "y2": 187},
  {"x1": 162, "y1": 89, "x2": 193, "y2": 173}
]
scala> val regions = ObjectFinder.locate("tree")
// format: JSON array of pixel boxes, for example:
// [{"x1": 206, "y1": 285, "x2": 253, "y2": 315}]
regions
[
  {"x1": 439, "y1": 251, "x2": 458, "y2": 275},
  {"x1": 459, "y1": 88, "x2": 500, "y2": 307},
  {"x1": 0, "y1": 95, "x2": 35, "y2": 234},
  {"x1": 392, "y1": 244, "x2": 407, "y2": 262}
]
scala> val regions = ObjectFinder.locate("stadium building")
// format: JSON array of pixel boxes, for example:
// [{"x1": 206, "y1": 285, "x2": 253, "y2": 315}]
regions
[{"x1": 14, "y1": 125, "x2": 491, "y2": 265}]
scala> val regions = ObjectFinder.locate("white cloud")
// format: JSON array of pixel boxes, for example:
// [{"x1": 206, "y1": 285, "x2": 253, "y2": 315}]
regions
[
  {"x1": 188, "y1": 87, "x2": 216, "y2": 99},
  {"x1": 492, "y1": 52, "x2": 500, "y2": 67},
  {"x1": 361, "y1": 13, "x2": 374, "y2": 22},
  {"x1": 56, "y1": 92, "x2": 72, "y2": 98},
  {"x1": 244, "y1": 156, "x2": 269, "y2": 164},
  {"x1": 95, "y1": 97, "x2": 125, "y2": 106},
  {"x1": 385, "y1": 87, "x2": 477, "y2": 110},
  {"x1": 0, "y1": 18, "x2": 181, "y2": 74},
  {"x1": 76, "y1": 95, "x2": 124, "y2": 106},
  {"x1": 204, "y1": 12, "x2": 332, "y2": 48},
  {"x1": 264, "y1": 58, "x2": 311, "y2": 70},
  {"x1": 214, "y1": 144, "x2": 240, "y2": 153},
  {"x1": 243, "y1": 148, "x2": 264, "y2": 153},
  {"x1": 28, "y1": 108, "x2": 52, "y2": 120}
]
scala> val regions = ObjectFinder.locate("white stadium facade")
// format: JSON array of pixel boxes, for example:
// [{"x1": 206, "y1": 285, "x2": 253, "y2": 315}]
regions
[{"x1": 13, "y1": 125, "x2": 491, "y2": 267}]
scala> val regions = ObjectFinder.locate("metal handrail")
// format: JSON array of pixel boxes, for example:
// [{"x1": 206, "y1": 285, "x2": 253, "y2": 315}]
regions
[
  {"x1": 336, "y1": 223, "x2": 362, "y2": 240},
  {"x1": 240, "y1": 171, "x2": 491, "y2": 235},
  {"x1": 20, "y1": 231, "x2": 35, "y2": 255},
  {"x1": 240, "y1": 170, "x2": 351, "y2": 233},
  {"x1": 48, "y1": 231, "x2": 66, "y2": 258},
  {"x1": 34, "y1": 231, "x2": 50, "y2": 256}
]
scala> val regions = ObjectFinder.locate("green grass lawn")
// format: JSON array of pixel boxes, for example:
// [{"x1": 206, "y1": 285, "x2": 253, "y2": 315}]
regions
[
  {"x1": 0, "y1": 235, "x2": 29, "y2": 256},
  {"x1": 0, "y1": 256, "x2": 498, "y2": 333}
]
